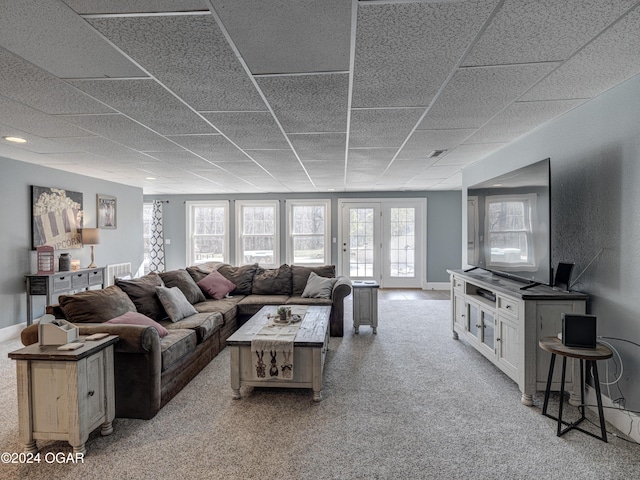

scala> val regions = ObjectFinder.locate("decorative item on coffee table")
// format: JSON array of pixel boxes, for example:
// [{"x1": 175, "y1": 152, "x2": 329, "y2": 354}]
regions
[{"x1": 276, "y1": 306, "x2": 291, "y2": 323}]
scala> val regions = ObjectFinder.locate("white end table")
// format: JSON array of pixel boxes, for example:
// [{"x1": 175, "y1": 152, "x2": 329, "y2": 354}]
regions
[
  {"x1": 9, "y1": 335, "x2": 118, "y2": 455},
  {"x1": 352, "y1": 280, "x2": 379, "y2": 334}
]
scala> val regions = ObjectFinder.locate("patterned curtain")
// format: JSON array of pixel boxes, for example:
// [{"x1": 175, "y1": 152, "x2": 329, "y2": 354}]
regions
[{"x1": 149, "y1": 200, "x2": 165, "y2": 273}]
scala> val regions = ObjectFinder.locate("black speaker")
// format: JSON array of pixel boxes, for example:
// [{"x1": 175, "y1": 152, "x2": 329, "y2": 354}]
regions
[
  {"x1": 562, "y1": 313, "x2": 597, "y2": 349},
  {"x1": 554, "y1": 262, "x2": 574, "y2": 292}
]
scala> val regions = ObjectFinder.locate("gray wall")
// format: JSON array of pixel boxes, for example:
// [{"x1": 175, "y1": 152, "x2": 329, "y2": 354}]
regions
[
  {"x1": 0, "y1": 156, "x2": 144, "y2": 329},
  {"x1": 463, "y1": 74, "x2": 640, "y2": 410},
  {"x1": 144, "y1": 191, "x2": 462, "y2": 284}
]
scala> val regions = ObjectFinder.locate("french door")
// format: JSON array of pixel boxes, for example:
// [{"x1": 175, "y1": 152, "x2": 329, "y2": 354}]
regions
[{"x1": 339, "y1": 199, "x2": 425, "y2": 288}]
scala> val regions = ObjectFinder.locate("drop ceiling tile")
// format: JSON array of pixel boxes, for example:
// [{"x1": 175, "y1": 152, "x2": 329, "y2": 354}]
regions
[
  {"x1": 243, "y1": 149, "x2": 299, "y2": 168},
  {"x1": 464, "y1": 0, "x2": 636, "y2": 66},
  {"x1": 349, "y1": 109, "x2": 424, "y2": 148},
  {"x1": 521, "y1": 6, "x2": 640, "y2": 101},
  {"x1": 418, "y1": 63, "x2": 559, "y2": 130},
  {"x1": 397, "y1": 129, "x2": 476, "y2": 159},
  {"x1": 88, "y1": 15, "x2": 265, "y2": 111},
  {"x1": 385, "y1": 158, "x2": 438, "y2": 176},
  {"x1": 145, "y1": 151, "x2": 216, "y2": 170},
  {"x1": 62, "y1": 0, "x2": 208, "y2": 14},
  {"x1": 302, "y1": 160, "x2": 345, "y2": 177},
  {"x1": 352, "y1": 1, "x2": 498, "y2": 108},
  {"x1": 347, "y1": 149, "x2": 395, "y2": 170},
  {"x1": 434, "y1": 143, "x2": 504, "y2": 166},
  {"x1": 0, "y1": 48, "x2": 114, "y2": 115},
  {"x1": 0, "y1": 127, "x2": 82, "y2": 154},
  {"x1": 466, "y1": 99, "x2": 586, "y2": 144},
  {"x1": 0, "y1": 0, "x2": 145, "y2": 78},
  {"x1": 61, "y1": 114, "x2": 184, "y2": 151},
  {"x1": 48, "y1": 136, "x2": 153, "y2": 160},
  {"x1": 215, "y1": 160, "x2": 270, "y2": 177},
  {"x1": 211, "y1": 0, "x2": 351, "y2": 74},
  {"x1": 166, "y1": 134, "x2": 250, "y2": 163},
  {"x1": 256, "y1": 74, "x2": 349, "y2": 133},
  {"x1": 0, "y1": 96, "x2": 93, "y2": 138},
  {"x1": 415, "y1": 165, "x2": 462, "y2": 179},
  {"x1": 289, "y1": 133, "x2": 346, "y2": 161},
  {"x1": 201, "y1": 112, "x2": 289, "y2": 149},
  {"x1": 69, "y1": 79, "x2": 214, "y2": 135}
]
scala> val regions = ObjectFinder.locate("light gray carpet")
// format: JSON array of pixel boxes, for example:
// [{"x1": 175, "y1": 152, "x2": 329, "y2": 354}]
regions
[{"x1": 0, "y1": 296, "x2": 638, "y2": 480}]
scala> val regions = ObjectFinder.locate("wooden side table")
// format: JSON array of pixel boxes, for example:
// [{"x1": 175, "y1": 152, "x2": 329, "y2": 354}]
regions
[
  {"x1": 9, "y1": 335, "x2": 118, "y2": 454},
  {"x1": 352, "y1": 280, "x2": 379, "y2": 334},
  {"x1": 25, "y1": 267, "x2": 105, "y2": 326},
  {"x1": 539, "y1": 337, "x2": 612, "y2": 442}
]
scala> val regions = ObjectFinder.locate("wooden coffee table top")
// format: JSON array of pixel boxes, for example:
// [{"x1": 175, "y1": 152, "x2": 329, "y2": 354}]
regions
[{"x1": 227, "y1": 305, "x2": 330, "y2": 347}]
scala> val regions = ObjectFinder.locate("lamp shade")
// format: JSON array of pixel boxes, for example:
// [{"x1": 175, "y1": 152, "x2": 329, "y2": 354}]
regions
[{"x1": 82, "y1": 228, "x2": 100, "y2": 245}]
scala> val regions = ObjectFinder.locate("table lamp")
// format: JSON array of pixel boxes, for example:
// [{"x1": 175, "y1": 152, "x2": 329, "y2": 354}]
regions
[{"x1": 82, "y1": 228, "x2": 100, "y2": 268}]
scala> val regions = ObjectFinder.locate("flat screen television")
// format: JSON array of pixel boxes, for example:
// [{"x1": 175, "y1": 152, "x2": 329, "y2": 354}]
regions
[{"x1": 466, "y1": 158, "x2": 551, "y2": 286}]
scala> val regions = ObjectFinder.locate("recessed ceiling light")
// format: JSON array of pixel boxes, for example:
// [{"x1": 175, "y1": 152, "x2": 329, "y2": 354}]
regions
[
  {"x1": 3, "y1": 136, "x2": 27, "y2": 143},
  {"x1": 327, "y1": 188, "x2": 336, "y2": 192},
  {"x1": 145, "y1": 177, "x2": 156, "y2": 180}
]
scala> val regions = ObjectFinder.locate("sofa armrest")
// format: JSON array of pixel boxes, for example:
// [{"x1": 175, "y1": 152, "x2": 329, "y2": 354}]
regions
[
  {"x1": 329, "y1": 275, "x2": 352, "y2": 337},
  {"x1": 21, "y1": 322, "x2": 159, "y2": 354}
]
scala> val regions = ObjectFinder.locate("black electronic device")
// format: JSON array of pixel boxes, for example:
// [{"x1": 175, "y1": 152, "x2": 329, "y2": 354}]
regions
[
  {"x1": 553, "y1": 262, "x2": 574, "y2": 292},
  {"x1": 466, "y1": 158, "x2": 551, "y2": 286},
  {"x1": 476, "y1": 288, "x2": 496, "y2": 302},
  {"x1": 562, "y1": 313, "x2": 597, "y2": 349}
]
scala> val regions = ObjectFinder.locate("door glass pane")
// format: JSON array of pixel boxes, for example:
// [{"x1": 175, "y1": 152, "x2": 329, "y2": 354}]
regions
[
  {"x1": 389, "y1": 207, "x2": 415, "y2": 277},
  {"x1": 349, "y1": 208, "x2": 374, "y2": 277}
]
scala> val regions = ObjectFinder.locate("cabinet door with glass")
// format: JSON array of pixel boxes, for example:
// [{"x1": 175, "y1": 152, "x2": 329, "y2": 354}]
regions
[{"x1": 467, "y1": 301, "x2": 496, "y2": 355}]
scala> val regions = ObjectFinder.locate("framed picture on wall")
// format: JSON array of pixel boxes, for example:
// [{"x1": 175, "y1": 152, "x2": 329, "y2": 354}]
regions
[
  {"x1": 31, "y1": 185, "x2": 83, "y2": 250},
  {"x1": 97, "y1": 194, "x2": 117, "y2": 229}
]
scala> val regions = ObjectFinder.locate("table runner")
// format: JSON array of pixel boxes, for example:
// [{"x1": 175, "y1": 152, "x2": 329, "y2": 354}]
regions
[{"x1": 251, "y1": 306, "x2": 308, "y2": 380}]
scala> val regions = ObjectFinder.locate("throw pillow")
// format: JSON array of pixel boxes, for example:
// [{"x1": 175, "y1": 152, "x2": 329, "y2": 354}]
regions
[
  {"x1": 252, "y1": 264, "x2": 292, "y2": 295},
  {"x1": 116, "y1": 272, "x2": 167, "y2": 322},
  {"x1": 291, "y1": 265, "x2": 336, "y2": 297},
  {"x1": 197, "y1": 270, "x2": 236, "y2": 300},
  {"x1": 186, "y1": 262, "x2": 223, "y2": 283},
  {"x1": 59, "y1": 285, "x2": 136, "y2": 323},
  {"x1": 302, "y1": 271, "x2": 338, "y2": 299},
  {"x1": 155, "y1": 286, "x2": 198, "y2": 322},
  {"x1": 159, "y1": 269, "x2": 206, "y2": 304},
  {"x1": 105, "y1": 311, "x2": 169, "y2": 338}
]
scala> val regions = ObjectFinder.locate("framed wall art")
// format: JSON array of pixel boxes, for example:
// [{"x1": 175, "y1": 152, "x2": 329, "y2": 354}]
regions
[
  {"x1": 97, "y1": 194, "x2": 117, "y2": 229},
  {"x1": 31, "y1": 186, "x2": 83, "y2": 250}
]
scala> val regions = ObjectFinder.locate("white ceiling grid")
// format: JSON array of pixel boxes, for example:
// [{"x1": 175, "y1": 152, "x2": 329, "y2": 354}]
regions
[{"x1": 0, "y1": 0, "x2": 639, "y2": 194}]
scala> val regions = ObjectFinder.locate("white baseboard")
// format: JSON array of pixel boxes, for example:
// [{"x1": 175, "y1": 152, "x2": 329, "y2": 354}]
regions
[
  {"x1": 585, "y1": 384, "x2": 640, "y2": 443},
  {"x1": 0, "y1": 322, "x2": 26, "y2": 344},
  {"x1": 424, "y1": 282, "x2": 450, "y2": 291}
]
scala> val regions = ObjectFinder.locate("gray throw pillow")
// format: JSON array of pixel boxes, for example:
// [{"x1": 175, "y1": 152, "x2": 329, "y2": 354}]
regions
[
  {"x1": 155, "y1": 286, "x2": 198, "y2": 322},
  {"x1": 301, "y1": 272, "x2": 338, "y2": 299},
  {"x1": 159, "y1": 269, "x2": 206, "y2": 304}
]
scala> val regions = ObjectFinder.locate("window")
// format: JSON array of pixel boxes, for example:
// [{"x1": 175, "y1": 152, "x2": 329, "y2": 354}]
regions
[
  {"x1": 236, "y1": 200, "x2": 279, "y2": 267},
  {"x1": 143, "y1": 203, "x2": 153, "y2": 274},
  {"x1": 186, "y1": 201, "x2": 229, "y2": 266},
  {"x1": 485, "y1": 194, "x2": 536, "y2": 267},
  {"x1": 286, "y1": 200, "x2": 330, "y2": 265}
]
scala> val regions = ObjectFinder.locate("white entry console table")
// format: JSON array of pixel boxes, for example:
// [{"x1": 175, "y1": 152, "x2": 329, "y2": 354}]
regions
[{"x1": 448, "y1": 269, "x2": 588, "y2": 406}]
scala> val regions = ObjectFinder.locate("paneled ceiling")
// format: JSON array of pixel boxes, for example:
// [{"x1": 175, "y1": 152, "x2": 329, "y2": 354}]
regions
[{"x1": 1, "y1": 0, "x2": 640, "y2": 194}]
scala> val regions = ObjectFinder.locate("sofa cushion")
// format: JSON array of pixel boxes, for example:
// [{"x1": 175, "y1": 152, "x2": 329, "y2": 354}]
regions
[
  {"x1": 197, "y1": 270, "x2": 236, "y2": 300},
  {"x1": 302, "y1": 272, "x2": 338, "y2": 299},
  {"x1": 291, "y1": 265, "x2": 336, "y2": 297},
  {"x1": 217, "y1": 263, "x2": 259, "y2": 295},
  {"x1": 162, "y1": 312, "x2": 223, "y2": 343},
  {"x1": 252, "y1": 264, "x2": 292, "y2": 295},
  {"x1": 116, "y1": 272, "x2": 167, "y2": 322},
  {"x1": 159, "y1": 269, "x2": 205, "y2": 304},
  {"x1": 155, "y1": 286, "x2": 198, "y2": 322},
  {"x1": 59, "y1": 285, "x2": 136, "y2": 323},
  {"x1": 160, "y1": 329, "x2": 197, "y2": 372},
  {"x1": 238, "y1": 294, "x2": 291, "y2": 317},
  {"x1": 193, "y1": 296, "x2": 243, "y2": 326},
  {"x1": 186, "y1": 262, "x2": 222, "y2": 283},
  {"x1": 106, "y1": 311, "x2": 169, "y2": 338},
  {"x1": 286, "y1": 296, "x2": 333, "y2": 307}
]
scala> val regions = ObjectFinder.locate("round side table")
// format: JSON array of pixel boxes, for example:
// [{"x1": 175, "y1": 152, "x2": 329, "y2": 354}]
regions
[{"x1": 539, "y1": 337, "x2": 612, "y2": 442}]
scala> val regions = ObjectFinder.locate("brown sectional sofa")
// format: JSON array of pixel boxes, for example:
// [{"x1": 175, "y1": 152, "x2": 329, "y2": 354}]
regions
[{"x1": 21, "y1": 263, "x2": 351, "y2": 420}]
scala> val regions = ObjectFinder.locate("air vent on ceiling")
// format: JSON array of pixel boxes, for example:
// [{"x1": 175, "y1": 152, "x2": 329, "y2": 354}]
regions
[{"x1": 428, "y1": 150, "x2": 447, "y2": 158}]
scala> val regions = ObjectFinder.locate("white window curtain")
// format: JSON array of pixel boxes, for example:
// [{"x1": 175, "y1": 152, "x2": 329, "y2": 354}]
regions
[{"x1": 149, "y1": 200, "x2": 166, "y2": 272}]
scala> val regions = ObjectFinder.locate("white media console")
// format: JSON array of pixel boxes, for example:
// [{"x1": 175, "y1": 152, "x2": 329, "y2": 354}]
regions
[{"x1": 448, "y1": 269, "x2": 588, "y2": 405}]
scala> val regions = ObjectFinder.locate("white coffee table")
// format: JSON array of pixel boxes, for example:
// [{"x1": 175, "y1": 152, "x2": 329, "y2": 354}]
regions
[{"x1": 226, "y1": 305, "x2": 330, "y2": 401}]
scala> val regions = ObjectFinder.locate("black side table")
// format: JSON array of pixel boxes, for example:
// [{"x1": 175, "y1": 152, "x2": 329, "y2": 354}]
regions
[{"x1": 539, "y1": 337, "x2": 612, "y2": 442}]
